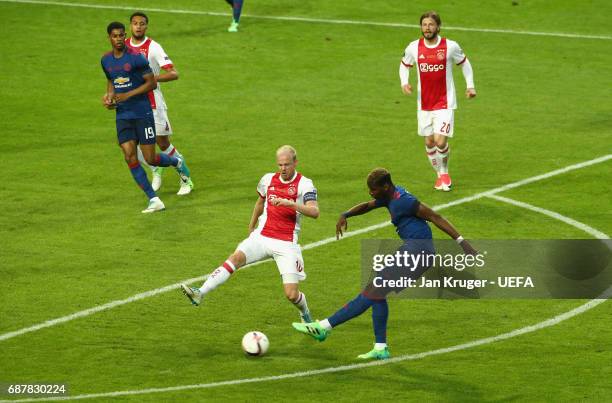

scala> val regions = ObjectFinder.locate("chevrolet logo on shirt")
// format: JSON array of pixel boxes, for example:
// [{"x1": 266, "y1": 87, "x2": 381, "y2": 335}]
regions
[{"x1": 114, "y1": 77, "x2": 130, "y2": 85}]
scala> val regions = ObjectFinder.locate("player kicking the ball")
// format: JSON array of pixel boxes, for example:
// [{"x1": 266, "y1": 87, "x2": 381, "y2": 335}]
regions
[
  {"x1": 180, "y1": 145, "x2": 319, "y2": 322},
  {"x1": 292, "y1": 168, "x2": 476, "y2": 359}
]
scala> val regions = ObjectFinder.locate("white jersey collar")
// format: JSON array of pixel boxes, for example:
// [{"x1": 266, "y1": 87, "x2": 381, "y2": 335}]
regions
[
  {"x1": 129, "y1": 36, "x2": 148, "y2": 48},
  {"x1": 279, "y1": 172, "x2": 298, "y2": 184},
  {"x1": 423, "y1": 36, "x2": 442, "y2": 49}
]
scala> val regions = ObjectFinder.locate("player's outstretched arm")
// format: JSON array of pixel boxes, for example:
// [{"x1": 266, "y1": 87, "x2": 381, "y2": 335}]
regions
[
  {"x1": 336, "y1": 200, "x2": 378, "y2": 239},
  {"x1": 113, "y1": 72, "x2": 157, "y2": 103},
  {"x1": 248, "y1": 196, "x2": 265, "y2": 233},
  {"x1": 416, "y1": 202, "x2": 477, "y2": 254}
]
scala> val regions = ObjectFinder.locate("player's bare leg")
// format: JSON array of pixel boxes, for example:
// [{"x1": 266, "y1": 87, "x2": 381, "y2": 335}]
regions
[
  {"x1": 180, "y1": 250, "x2": 247, "y2": 306},
  {"x1": 283, "y1": 281, "x2": 312, "y2": 322},
  {"x1": 136, "y1": 146, "x2": 152, "y2": 169},
  {"x1": 119, "y1": 140, "x2": 164, "y2": 213},
  {"x1": 139, "y1": 143, "x2": 156, "y2": 166},
  {"x1": 434, "y1": 134, "x2": 451, "y2": 191},
  {"x1": 119, "y1": 140, "x2": 138, "y2": 164},
  {"x1": 156, "y1": 136, "x2": 171, "y2": 150}
]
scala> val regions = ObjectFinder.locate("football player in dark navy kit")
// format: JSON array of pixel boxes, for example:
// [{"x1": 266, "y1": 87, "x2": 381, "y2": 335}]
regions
[
  {"x1": 101, "y1": 21, "x2": 190, "y2": 213},
  {"x1": 293, "y1": 168, "x2": 476, "y2": 359}
]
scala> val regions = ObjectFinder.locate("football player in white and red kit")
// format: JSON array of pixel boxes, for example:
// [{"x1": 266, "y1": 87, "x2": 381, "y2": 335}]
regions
[
  {"x1": 127, "y1": 12, "x2": 194, "y2": 196},
  {"x1": 399, "y1": 11, "x2": 476, "y2": 191},
  {"x1": 180, "y1": 146, "x2": 319, "y2": 322}
]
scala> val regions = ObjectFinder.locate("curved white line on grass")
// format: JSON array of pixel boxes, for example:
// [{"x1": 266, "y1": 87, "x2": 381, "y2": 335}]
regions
[
  {"x1": 0, "y1": 154, "x2": 610, "y2": 343},
  {"x1": 1, "y1": 198, "x2": 610, "y2": 402},
  {"x1": 1, "y1": 0, "x2": 611, "y2": 40},
  {"x1": 487, "y1": 195, "x2": 609, "y2": 240}
]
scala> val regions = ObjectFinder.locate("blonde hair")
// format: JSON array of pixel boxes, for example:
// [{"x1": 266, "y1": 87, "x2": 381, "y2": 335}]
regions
[{"x1": 276, "y1": 145, "x2": 297, "y2": 161}]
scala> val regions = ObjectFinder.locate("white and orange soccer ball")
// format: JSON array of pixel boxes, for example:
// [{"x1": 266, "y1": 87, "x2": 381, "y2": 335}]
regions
[{"x1": 241, "y1": 331, "x2": 269, "y2": 356}]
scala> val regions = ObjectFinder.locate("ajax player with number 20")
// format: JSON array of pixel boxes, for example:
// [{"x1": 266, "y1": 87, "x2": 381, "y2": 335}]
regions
[
  {"x1": 399, "y1": 11, "x2": 476, "y2": 192},
  {"x1": 101, "y1": 22, "x2": 190, "y2": 213},
  {"x1": 181, "y1": 145, "x2": 319, "y2": 323}
]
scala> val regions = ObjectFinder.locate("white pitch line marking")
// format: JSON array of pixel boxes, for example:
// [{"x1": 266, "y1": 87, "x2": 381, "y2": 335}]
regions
[
  {"x1": 1, "y1": 0, "x2": 611, "y2": 40},
  {"x1": 0, "y1": 154, "x2": 610, "y2": 343},
  {"x1": 487, "y1": 195, "x2": 609, "y2": 240},
  {"x1": 1, "y1": 190, "x2": 610, "y2": 402}
]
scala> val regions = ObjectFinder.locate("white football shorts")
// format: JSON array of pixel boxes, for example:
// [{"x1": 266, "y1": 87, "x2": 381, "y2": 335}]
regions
[
  {"x1": 237, "y1": 232, "x2": 306, "y2": 283},
  {"x1": 417, "y1": 109, "x2": 454, "y2": 137},
  {"x1": 153, "y1": 108, "x2": 173, "y2": 136}
]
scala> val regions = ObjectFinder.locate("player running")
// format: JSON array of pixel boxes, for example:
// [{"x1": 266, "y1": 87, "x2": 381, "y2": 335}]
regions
[
  {"x1": 180, "y1": 145, "x2": 318, "y2": 322},
  {"x1": 292, "y1": 168, "x2": 476, "y2": 359},
  {"x1": 399, "y1": 11, "x2": 476, "y2": 191},
  {"x1": 101, "y1": 22, "x2": 190, "y2": 213},
  {"x1": 127, "y1": 12, "x2": 194, "y2": 196}
]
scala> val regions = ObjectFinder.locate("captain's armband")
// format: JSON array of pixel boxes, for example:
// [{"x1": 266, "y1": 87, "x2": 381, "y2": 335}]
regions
[{"x1": 303, "y1": 190, "x2": 317, "y2": 203}]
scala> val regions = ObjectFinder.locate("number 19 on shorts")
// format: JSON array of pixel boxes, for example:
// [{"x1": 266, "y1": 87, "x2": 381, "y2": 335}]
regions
[{"x1": 145, "y1": 127, "x2": 155, "y2": 140}]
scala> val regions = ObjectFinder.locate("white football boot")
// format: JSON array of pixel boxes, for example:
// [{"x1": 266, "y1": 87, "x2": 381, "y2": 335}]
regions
[
  {"x1": 151, "y1": 167, "x2": 164, "y2": 192},
  {"x1": 177, "y1": 177, "x2": 194, "y2": 196},
  {"x1": 180, "y1": 284, "x2": 203, "y2": 306},
  {"x1": 142, "y1": 197, "x2": 165, "y2": 214}
]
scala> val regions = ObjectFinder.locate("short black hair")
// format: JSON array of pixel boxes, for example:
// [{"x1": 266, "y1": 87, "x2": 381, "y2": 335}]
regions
[
  {"x1": 107, "y1": 21, "x2": 125, "y2": 35},
  {"x1": 130, "y1": 12, "x2": 149, "y2": 24}
]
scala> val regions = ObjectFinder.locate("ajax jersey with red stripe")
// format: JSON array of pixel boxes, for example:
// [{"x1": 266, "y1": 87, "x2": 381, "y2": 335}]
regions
[
  {"x1": 125, "y1": 37, "x2": 174, "y2": 110},
  {"x1": 255, "y1": 172, "x2": 317, "y2": 243},
  {"x1": 401, "y1": 37, "x2": 467, "y2": 111}
]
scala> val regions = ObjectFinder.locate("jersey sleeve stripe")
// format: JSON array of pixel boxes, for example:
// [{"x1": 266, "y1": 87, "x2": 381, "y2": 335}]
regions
[
  {"x1": 402, "y1": 61, "x2": 413, "y2": 67},
  {"x1": 160, "y1": 63, "x2": 174, "y2": 70},
  {"x1": 456, "y1": 56, "x2": 467, "y2": 65}
]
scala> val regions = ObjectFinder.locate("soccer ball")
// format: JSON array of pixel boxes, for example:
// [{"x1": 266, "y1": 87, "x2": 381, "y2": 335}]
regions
[{"x1": 241, "y1": 331, "x2": 269, "y2": 356}]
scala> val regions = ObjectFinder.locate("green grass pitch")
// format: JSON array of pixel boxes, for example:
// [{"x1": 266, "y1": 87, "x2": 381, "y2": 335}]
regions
[{"x1": 1, "y1": 0, "x2": 611, "y2": 401}]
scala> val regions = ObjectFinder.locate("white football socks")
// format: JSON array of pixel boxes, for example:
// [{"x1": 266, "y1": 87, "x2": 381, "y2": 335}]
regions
[
  {"x1": 161, "y1": 143, "x2": 185, "y2": 162},
  {"x1": 437, "y1": 144, "x2": 450, "y2": 175},
  {"x1": 426, "y1": 146, "x2": 441, "y2": 176},
  {"x1": 374, "y1": 343, "x2": 388, "y2": 350},
  {"x1": 199, "y1": 260, "x2": 235, "y2": 295},
  {"x1": 293, "y1": 292, "x2": 310, "y2": 314},
  {"x1": 319, "y1": 319, "x2": 333, "y2": 330}
]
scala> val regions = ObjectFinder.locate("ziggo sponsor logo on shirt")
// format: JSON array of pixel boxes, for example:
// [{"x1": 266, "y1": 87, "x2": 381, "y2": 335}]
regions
[{"x1": 419, "y1": 63, "x2": 445, "y2": 73}]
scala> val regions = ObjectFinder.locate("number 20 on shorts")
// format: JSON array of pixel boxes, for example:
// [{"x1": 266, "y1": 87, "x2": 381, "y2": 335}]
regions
[{"x1": 440, "y1": 122, "x2": 451, "y2": 134}]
